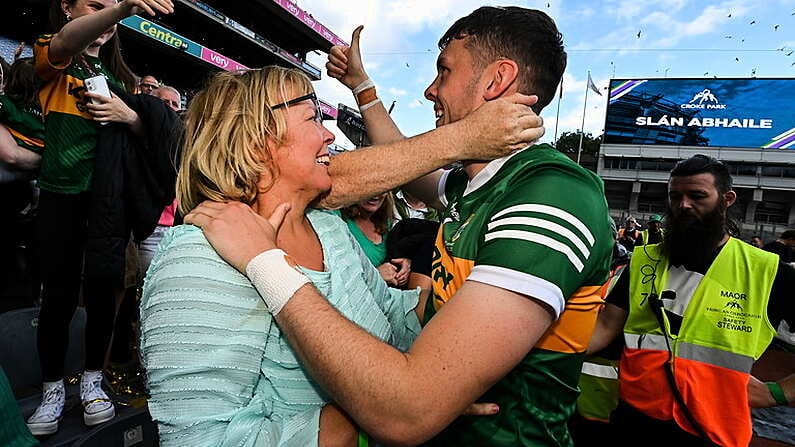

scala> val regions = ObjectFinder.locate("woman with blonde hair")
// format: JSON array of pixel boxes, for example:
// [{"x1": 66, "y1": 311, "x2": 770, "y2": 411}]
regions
[
  {"x1": 142, "y1": 66, "x2": 419, "y2": 446},
  {"x1": 140, "y1": 66, "x2": 544, "y2": 445}
]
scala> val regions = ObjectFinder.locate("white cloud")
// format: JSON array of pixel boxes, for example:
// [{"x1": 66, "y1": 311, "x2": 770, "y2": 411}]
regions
[
  {"x1": 640, "y1": 1, "x2": 751, "y2": 48},
  {"x1": 607, "y1": 0, "x2": 687, "y2": 21},
  {"x1": 387, "y1": 87, "x2": 408, "y2": 96},
  {"x1": 573, "y1": 6, "x2": 596, "y2": 19},
  {"x1": 572, "y1": 0, "x2": 750, "y2": 53},
  {"x1": 295, "y1": 0, "x2": 491, "y2": 50}
]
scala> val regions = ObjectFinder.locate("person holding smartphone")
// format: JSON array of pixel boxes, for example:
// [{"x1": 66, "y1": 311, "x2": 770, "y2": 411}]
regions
[{"x1": 27, "y1": 0, "x2": 174, "y2": 436}]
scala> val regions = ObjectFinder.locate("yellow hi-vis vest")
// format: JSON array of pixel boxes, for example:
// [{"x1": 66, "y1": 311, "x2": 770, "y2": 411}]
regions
[
  {"x1": 576, "y1": 264, "x2": 627, "y2": 422},
  {"x1": 620, "y1": 238, "x2": 778, "y2": 447},
  {"x1": 638, "y1": 229, "x2": 664, "y2": 246}
]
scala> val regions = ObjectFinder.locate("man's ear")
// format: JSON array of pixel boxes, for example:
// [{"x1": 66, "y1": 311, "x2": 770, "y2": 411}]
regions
[
  {"x1": 483, "y1": 59, "x2": 519, "y2": 101},
  {"x1": 61, "y1": 0, "x2": 72, "y2": 18},
  {"x1": 724, "y1": 190, "x2": 737, "y2": 208}
]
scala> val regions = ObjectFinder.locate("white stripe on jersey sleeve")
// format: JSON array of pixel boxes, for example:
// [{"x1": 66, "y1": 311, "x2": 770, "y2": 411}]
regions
[
  {"x1": 467, "y1": 265, "x2": 565, "y2": 318},
  {"x1": 484, "y1": 229, "x2": 585, "y2": 272},
  {"x1": 487, "y1": 216, "x2": 592, "y2": 259},
  {"x1": 491, "y1": 204, "x2": 595, "y2": 246}
]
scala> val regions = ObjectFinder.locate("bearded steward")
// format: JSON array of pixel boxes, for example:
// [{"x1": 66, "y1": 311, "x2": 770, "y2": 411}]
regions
[{"x1": 587, "y1": 154, "x2": 795, "y2": 446}]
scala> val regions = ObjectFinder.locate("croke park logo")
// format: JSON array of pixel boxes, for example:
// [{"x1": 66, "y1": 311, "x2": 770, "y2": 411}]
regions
[{"x1": 681, "y1": 88, "x2": 726, "y2": 110}]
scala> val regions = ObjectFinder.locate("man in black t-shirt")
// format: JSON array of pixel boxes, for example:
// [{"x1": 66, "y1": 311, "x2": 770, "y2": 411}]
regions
[{"x1": 762, "y1": 230, "x2": 795, "y2": 263}]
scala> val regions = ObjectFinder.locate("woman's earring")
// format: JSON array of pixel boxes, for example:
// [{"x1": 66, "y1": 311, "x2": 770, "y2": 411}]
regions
[{"x1": 66, "y1": 13, "x2": 72, "y2": 20}]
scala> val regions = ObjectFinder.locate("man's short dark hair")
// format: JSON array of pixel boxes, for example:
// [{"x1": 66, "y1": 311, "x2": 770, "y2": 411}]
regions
[
  {"x1": 780, "y1": 230, "x2": 795, "y2": 240},
  {"x1": 670, "y1": 154, "x2": 732, "y2": 194},
  {"x1": 438, "y1": 6, "x2": 567, "y2": 114}
]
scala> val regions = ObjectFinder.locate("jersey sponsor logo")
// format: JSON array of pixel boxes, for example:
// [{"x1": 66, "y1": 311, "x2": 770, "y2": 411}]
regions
[
  {"x1": 431, "y1": 246, "x2": 455, "y2": 290},
  {"x1": 431, "y1": 231, "x2": 473, "y2": 310},
  {"x1": 39, "y1": 74, "x2": 91, "y2": 118},
  {"x1": 447, "y1": 200, "x2": 460, "y2": 221}
]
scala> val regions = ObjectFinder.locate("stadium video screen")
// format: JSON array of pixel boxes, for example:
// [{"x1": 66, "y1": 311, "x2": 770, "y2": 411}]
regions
[{"x1": 603, "y1": 78, "x2": 795, "y2": 150}]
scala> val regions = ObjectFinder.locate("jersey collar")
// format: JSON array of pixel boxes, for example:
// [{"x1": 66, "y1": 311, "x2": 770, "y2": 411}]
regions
[{"x1": 462, "y1": 145, "x2": 531, "y2": 197}]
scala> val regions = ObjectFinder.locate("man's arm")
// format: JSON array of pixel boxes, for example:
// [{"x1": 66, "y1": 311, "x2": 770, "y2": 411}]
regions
[
  {"x1": 318, "y1": 404, "x2": 357, "y2": 447},
  {"x1": 183, "y1": 203, "x2": 553, "y2": 445},
  {"x1": 587, "y1": 303, "x2": 627, "y2": 354},
  {"x1": 278, "y1": 280, "x2": 553, "y2": 446},
  {"x1": 321, "y1": 26, "x2": 541, "y2": 210},
  {"x1": 324, "y1": 26, "x2": 446, "y2": 209},
  {"x1": 319, "y1": 95, "x2": 542, "y2": 209},
  {"x1": 0, "y1": 124, "x2": 40, "y2": 170},
  {"x1": 587, "y1": 269, "x2": 630, "y2": 354},
  {"x1": 748, "y1": 374, "x2": 795, "y2": 408}
]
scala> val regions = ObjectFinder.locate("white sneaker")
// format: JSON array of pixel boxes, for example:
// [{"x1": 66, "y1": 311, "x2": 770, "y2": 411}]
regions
[
  {"x1": 80, "y1": 370, "x2": 115, "y2": 426},
  {"x1": 27, "y1": 380, "x2": 65, "y2": 436}
]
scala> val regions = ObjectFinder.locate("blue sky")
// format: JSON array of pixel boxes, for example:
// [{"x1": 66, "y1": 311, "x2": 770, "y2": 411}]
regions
[{"x1": 299, "y1": 0, "x2": 795, "y2": 149}]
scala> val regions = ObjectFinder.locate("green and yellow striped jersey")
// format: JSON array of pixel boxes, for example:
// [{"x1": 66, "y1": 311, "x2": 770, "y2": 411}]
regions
[
  {"x1": 424, "y1": 144, "x2": 613, "y2": 447},
  {"x1": 0, "y1": 95, "x2": 44, "y2": 153},
  {"x1": 34, "y1": 34, "x2": 120, "y2": 194}
]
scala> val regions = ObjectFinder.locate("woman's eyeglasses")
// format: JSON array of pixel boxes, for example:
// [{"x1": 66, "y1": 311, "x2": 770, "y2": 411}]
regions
[{"x1": 271, "y1": 92, "x2": 323, "y2": 123}]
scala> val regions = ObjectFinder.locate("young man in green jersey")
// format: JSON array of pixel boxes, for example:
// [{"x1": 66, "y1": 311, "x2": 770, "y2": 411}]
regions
[{"x1": 188, "y1": 7, "x2": 613, "y2": 446}]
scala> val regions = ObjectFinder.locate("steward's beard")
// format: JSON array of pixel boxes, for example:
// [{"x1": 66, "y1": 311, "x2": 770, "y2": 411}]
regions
[{"x1": 661, "y1": 202, "x2": 726, "y2": 267}]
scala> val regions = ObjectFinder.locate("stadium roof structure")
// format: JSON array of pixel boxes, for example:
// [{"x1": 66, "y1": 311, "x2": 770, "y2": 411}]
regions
[{"x1": 2, "y1": 0, "x2": 346, "y2": 93}]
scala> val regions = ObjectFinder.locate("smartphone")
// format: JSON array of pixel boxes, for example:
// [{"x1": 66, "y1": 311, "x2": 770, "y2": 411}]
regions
[
  {"x1": 84, "y1": 75, "x2": 111, "y2": 125},
  {"x1": 85, "y1": 75, "x2": 111, "y2": 102}
]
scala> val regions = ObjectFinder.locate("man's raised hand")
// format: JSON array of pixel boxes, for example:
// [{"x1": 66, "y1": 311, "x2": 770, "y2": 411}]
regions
[
  {"x1": 456, "y1": 93, "x2": 545, "y2": 159},
  {"x1": 326, "y1": 25, "x2": 368, "y2": 90}
]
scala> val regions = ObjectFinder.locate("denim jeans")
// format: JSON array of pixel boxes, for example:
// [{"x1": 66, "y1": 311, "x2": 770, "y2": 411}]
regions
[{"x1": 137, "y1": 225, "x2": 170, "y2": 283}]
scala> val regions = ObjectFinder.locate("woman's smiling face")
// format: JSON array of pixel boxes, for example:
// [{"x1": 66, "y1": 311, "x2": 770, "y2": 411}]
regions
[{"x1": 269, "y1": 94, "x2": 336, "y2": 197}]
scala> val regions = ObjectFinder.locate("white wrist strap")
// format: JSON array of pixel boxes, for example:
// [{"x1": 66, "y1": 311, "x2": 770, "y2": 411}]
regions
[
  {"x1": 245, "y1": 249, "x2": 310, "y2": 315},
  {"x1": 359, "y1": 98, "x2": 382, "y2": 111},
  {"x1": 352, "y1": 78, "x2": 374, "y2": 95}
]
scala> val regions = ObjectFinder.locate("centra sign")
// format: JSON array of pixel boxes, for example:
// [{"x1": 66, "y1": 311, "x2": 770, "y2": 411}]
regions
[{"x1": 139, "y1": 20, "x2": 189, "y2": 50}]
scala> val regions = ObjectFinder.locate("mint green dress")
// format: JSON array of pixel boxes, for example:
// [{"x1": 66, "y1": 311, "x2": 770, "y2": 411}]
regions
[{"x1": 140, "y1": 209, "x2": 420, "y2": 446}]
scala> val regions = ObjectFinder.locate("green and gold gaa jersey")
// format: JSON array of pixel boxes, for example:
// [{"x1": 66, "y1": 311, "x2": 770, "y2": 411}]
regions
[
  {"x1": 35, "y1": 34, "x2": 120, "y2": 194},
  {"x1": 0, "y1": 95, "x2": 44, "y2": 153},
  {"x1": 423, "y1": 144, "x2": 613, "y2": 447}
]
